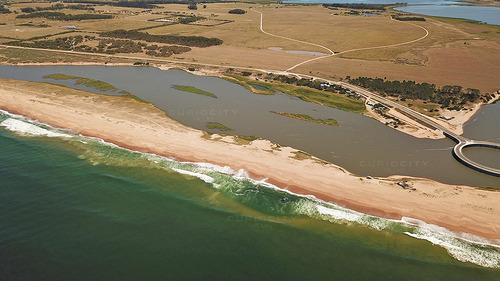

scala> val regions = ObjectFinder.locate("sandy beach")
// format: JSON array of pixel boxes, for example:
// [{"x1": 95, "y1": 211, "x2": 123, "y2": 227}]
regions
[{"x1": 1, "y1": 78, "x2": 499, "y2": 241}]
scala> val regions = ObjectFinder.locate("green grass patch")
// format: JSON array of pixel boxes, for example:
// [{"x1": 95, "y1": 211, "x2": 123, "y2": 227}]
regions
[
  {"x1": 43, "y1": 73, "x2": 149, "y2": 104},
  {"x1": 222, "y1": 76, "x2": 253, "y2": 91},
  {"x1": 119, "y1": 90, "x2": 150, "y2": 104},
  {"x1": 225, "y1": 75, "x2": 275, "y2": 95},
  {"x1": 173, "y1": 85, "x2": 217, "y2": 98},
  {"x1": 291, "y1": 151, "x2": 313, "y2": 161},
  {"x1": 272, "y1": 111, "x2": 339, "y2": 126},
  {"x1": 206, "y1": 122, "x2": 232, "y2": 131},
  {"x1": 43, "y1": 73, "x2": 80, "y2": 80},
  {"x1": 232, "y1": 135, "x2": 259, "y2": 145},
  {"x1": 227, "y1": 75, "x2": 365, "y2": 113},
  {"x1": 211, "y1": 133, "x2": 259, "y2": 145},
  {"x1": 477, "y1": 186, "x2": 500, "y2": 192},
  {"x1": 43, "y1": 73, "x2": 117, "y2": 92},
  {"x1": 75, "y1": 78, "x2": 117, "y2": 92}
]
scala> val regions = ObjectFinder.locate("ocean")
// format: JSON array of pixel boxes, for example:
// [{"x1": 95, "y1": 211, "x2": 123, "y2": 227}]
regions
[{"x1": 1, "y1": 110, "x2": 499, "y2": 280}]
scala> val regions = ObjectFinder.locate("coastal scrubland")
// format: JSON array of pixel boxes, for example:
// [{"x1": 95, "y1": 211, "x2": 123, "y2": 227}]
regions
[
  {"x1": 0, "y1": 1, "x2": 498, "y2": 138},
  {"x1": 0, "y1": 2, "x2": 498, "y2": 95}
]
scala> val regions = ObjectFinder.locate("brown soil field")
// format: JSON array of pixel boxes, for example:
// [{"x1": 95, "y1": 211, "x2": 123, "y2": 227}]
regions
[{"x1": 1, "y1": 3, "x2": 499, "y2": 92}]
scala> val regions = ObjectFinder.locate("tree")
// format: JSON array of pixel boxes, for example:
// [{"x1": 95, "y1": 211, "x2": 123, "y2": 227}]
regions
[
  {"x1": 187, "y1": 3, "x2": 197, "y2": 10},
  {"x1": 0, "y1": 4, "x2": 12, "y2": 14},
  {"x1": 21, "y1": 7, "x2": 36, "y2": 13},
  {"x1": 228, "y1": 9, "x2": 246, "y2": 14}
]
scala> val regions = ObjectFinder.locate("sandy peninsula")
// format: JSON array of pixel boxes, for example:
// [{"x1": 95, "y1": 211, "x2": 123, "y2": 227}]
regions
[{"x1": 1, "y1": 78, "x2": 499, "y2": 241}]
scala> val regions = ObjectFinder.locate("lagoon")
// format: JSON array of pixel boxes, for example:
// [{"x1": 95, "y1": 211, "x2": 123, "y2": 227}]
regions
[
  {"x1": 284, "y1": 0, "x2": 462, "y2": 4},
  {"x1": 0, "y1": 65, "x2": 498, "y2": 187},
  {"x1": 395, "y1": 5, "x2": 500, "y2": 26},
  {"x1": 283, "y1": 0, "x2": 500, "y2": 26}
]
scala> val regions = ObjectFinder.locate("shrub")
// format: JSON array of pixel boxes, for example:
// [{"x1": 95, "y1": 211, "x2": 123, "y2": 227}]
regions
[
  {"x1": 228, "y1": 9, "x2": 246, "y2": 14},
  {"x1": 21, "y1": 7, "x2": 36, "y2": 13}
]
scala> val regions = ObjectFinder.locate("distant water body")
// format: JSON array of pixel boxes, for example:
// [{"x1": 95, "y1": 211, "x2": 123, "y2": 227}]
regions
[
  {"x1": 283, "y1": 0, "x2": 500, "y2": 26},
  {"x1": 284, "y1": 0, "x2": 462, "y2": 4},
  {"x1": 395, "y1": 5, "x2": 500, "y2": 25},
  {"x1": 283, "y1": 0, "x2": 462, "y2": 4}
]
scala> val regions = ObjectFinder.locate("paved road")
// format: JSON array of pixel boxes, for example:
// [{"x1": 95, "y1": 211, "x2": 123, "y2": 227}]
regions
[{"x1": 444, "y1": 132, "x2": 500, "y2": 177}]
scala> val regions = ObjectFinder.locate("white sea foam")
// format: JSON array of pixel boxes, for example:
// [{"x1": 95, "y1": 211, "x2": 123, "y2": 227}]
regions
[
  {"x1": 404, "y1": 231, "x2": 500, "y2": 268},
  {"x1": 191, "y1": 162, "x2": 235, "y2": 175},
  {"x1": 171, "y1": 168, "x2": 215, "y2": 184},
  {"x1": 2, "y1": 108, "x2": 498, "y2": 268},
  {"x1": 0, "y1": 118, "x2": 71, "y2": 138},
  {"x1": 401, "y1": 217, "x2": 500, "y2": 248},
  {"x1": 316, "y1": 205, "x2": 362, "y2": 222},
  {"x1": 401, "y1": 217, "x2": 500, "y2": 268},
  {"x1": 233, "y1": 169, "x2": 251, "y2": 180},
  {"x1": 60, "y1": 129, "x2": 500, "y2": 269}
]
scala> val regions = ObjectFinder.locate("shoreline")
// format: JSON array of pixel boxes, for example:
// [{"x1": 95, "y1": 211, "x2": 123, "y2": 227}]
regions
[
  {"x1": 1, "y1": 78, "x2": 499, "y2": 241},
  {"x1": 8, "y1": 61, "x2": 493, "y2": 140}
]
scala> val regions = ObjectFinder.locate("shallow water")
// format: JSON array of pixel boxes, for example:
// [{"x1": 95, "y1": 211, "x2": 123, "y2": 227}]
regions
[
  {"x1": 0, "y1": 65, "x2": 498, "y2": 187},
  {"x1": 284, "y1": 0, "x2": 462, "y2": 4},
  {"x1": 1, "y1": 111, "x2": 499, "y2": 279},
  {"x1": 395, "y1": 5, "x2": 500, "y2": 26},
  {"x1": 283, "y1": 0, "x2": 500, "y2": 26}
]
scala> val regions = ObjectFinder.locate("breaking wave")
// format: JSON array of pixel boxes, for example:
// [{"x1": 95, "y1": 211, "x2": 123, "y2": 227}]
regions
[{"x1": 1, "y1": 109, "x2": 499, "y2": 268}]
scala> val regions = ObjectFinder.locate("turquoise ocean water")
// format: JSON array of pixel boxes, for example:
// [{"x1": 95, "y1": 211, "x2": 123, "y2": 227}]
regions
[{"x1": 1, "y1": 110, "x2": 499, "y2": 280}]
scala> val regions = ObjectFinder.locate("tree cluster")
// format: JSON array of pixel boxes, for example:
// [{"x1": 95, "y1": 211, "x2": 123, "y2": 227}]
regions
[
  {"x1": 145, "y1": 45, "x2": 191, "y2": 57},
  {"x1": 100, "y1": 29, "x2": 222, "y2": 47},
  {"x1": 61, "y1": 0, "x2": 218, "y2": 6},
  {"x1": 392, "y1": 16, "x2": 426, "y2": 21},
  {"x1": 21, "y1": 4, "x2": 95, "y2": 13},
  {"x1": 348, "y1": 77, "x2": 489, "y2": 109},
  {"x1": 21, "y1": 7, "x2": 36, "y2": 13},
  {"x1": 178, "y1": 15, "x2": 204, "y2": 24},
  {"x1": 97, "y1": 39, "x2": 145, "y2": 54},
  {"x1": 322, "y1": 3, "x2": 403, "y2": 11},
  {"x1": 267, "y1": 74, "x2": 350, "y2": 94},
  {"x1": 228, "y1": 9, "x2": 246, "y2": 14},
  {"x1": 10, "y1": 36, "x2": 83, "y2": 51},
  {"x1": 113, "y1": 1, "x2": 157, "y2": 9},
  {"x1": 9, "y1": 35, "x2": 192, "y2": 57},
  {"x1": 16, "y1": 11, "x2": 112, "y2": 21},
  {"x1": 0, "y1": 4, "x2": 12, "y2": 14}
]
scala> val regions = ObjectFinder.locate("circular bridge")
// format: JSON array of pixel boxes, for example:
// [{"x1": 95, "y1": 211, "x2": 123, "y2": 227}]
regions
[
  {"x1": 341, "y1": 83, "x2": 500, "y2": 177},
  {"x1": 443, "y1": 132, "x2": 500, "y2": 177}
]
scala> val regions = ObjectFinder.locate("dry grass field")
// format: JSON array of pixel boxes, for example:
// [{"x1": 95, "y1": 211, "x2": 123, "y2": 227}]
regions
[
  {"x1": 301, "y1": 14, "x2": 500, "y2": 92},
  {"x1": 0, "y1": 2, "x2": 499, "y2": 92}
]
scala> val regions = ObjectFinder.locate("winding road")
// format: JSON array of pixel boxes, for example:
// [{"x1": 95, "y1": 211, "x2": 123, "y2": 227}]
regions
[
  {"x1": 250, "y1": 8, "x2": 429, "y2": 72},
  {"x1": 250, "y1": 8, "x2": 499, "y2": 176}
]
